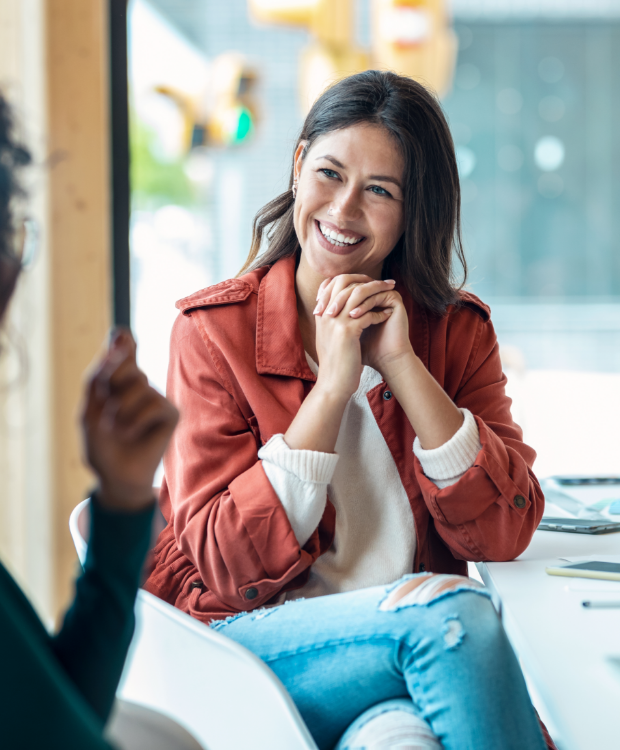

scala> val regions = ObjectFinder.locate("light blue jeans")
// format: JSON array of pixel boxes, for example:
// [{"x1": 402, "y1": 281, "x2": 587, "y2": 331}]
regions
[{"x1": 210, "y1": 574, "x2": 546, "y2": 750}]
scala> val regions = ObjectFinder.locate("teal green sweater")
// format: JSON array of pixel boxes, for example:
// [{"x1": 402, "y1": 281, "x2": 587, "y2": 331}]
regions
[{"x1": 0, "y1": 495, "x2": 153, "y2": 749}]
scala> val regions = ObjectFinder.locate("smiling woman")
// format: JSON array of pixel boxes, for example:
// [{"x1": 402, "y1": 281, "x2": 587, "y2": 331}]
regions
[
  {"x1": 146, "y1": 70, "x2": 555, "y2": 750},
  {"x1": 241, "y1": 71, "x2": 466, "y2": 314}
]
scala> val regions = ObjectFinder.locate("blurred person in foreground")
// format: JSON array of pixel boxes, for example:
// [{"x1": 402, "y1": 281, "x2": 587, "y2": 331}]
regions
[{"x1": 0, "y1": 94, "x2": 178, "y2": 748}]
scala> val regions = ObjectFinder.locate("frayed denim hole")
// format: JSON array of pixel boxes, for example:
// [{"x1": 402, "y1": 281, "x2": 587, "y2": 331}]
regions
[
  {"x1": 379, "y1": 583, "x2": 491, "y2": 612},
  {"x1": 442, "y1": 615, "x2": 465, "y2": 650},
  {"x1": 377, "y1": 573, "x2": 427, "y2": 610},
  {"x1": 251, "y1": 608, "x2": 276, "y2": 622},
  {"x1": 208, "y1": 610, "x2": 251, "y2": 630}
]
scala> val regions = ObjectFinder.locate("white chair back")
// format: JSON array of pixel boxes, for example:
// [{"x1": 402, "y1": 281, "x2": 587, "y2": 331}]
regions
[{"x1": 68, "y1": 499, "x2": 318, "y2": 750}]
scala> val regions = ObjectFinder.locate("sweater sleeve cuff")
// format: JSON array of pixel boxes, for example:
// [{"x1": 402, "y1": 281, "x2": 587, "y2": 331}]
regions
[
  {"x1": 413, "y1": 408, "x2": 481, "y2": 484},
  {"x1": 86, "y1": 492, "x2": 155, "y2": 583},
  {"x1": 258, "y1": 434, "x2": 337, "y2": 547},
  {"x1": 258, "y1": 434, "x2": 339, "y2": 484}
]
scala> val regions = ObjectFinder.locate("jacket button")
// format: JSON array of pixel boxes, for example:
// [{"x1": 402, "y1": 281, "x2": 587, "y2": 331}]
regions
[
  {"x1": 514, "y1": 495, "x2": 526, "y2": 509},
  {"x1": 419, "y1": 563, "x2": 426, "y2": 572},
  {"x1": 245, "y1": 587, "x2": 258, "y2": 600},
  {"x1": 383, "y1": 390, "x2": 392, "y2": 401}
]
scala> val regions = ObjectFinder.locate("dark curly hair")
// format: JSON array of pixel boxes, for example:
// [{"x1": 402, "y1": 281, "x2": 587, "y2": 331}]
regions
[
  {"x1": 240, "y1": 70, "x2": 466, "y2": 315},
  {"x1": 0, "y1": 93, "x2": 32, "y2": 320}
]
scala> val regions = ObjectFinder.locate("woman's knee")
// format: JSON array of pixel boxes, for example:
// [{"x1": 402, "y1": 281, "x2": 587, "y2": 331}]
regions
[
  {"x1": 335, "y1": 699, "x2": 441, "y2": 750},
  {"x1": 379, "y1": 574, "x2": 498, "y2": 652},
  {"x1": 380, "y1": 573, "x2": 485, "y2": 610}
]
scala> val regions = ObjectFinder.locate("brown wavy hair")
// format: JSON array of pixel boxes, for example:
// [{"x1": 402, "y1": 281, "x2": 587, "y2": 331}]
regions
[
  {"x1": 239, "y1": 69, "x2": 466, "y2": 314},
  {"x1": 0, "y1": 94, "x2": 31, "y2": 321}
]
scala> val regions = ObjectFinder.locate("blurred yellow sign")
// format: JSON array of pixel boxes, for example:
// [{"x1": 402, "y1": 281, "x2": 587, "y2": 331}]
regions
[
  {"x1": 249, "y1": 0, "x2": 456, "y2": 110},
  {"x1": 371, "y1": 0, "x2": 456, "y2": 97}
]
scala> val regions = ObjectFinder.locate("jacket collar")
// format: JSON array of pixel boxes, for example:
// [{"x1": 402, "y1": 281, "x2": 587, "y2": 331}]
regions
[{"x1": 256, "y1": 255, "x2": 316, "y2": 381}]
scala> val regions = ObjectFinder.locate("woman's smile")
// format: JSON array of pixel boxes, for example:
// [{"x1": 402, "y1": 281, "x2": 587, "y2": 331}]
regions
[
  {"x1": 293, "y1": 123, "x2": 405, "y2": 279},
  {"x1": 314, "y1": 220, "x2": 366, "y2": 255}
]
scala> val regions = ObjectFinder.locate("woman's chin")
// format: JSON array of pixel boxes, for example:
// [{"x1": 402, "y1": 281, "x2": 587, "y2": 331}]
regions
[{"x1": 302, "y1": 247, "x2": 359, "y2": 279}]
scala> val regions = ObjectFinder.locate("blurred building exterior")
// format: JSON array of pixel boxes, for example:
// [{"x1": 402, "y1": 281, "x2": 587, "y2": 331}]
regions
[{"x1": 130, "y1": 0, "x2": 620, "y2": 478}]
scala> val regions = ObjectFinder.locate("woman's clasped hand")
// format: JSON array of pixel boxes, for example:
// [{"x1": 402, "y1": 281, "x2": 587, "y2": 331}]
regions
[{"x1": 313, "y1": 274, "x2": 414, "y2": 387}]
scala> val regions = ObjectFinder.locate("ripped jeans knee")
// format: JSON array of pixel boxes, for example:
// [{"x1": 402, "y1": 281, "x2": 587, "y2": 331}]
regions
[
  {"x1": 379, "y1": 573, "x2": 492, "y2": 652},
  {"x1": 380, "y1": 573, "x2": 486, "y2": 610},
  {"x1": 335, "y1": 699, "x2": 442, "y2": 750}
]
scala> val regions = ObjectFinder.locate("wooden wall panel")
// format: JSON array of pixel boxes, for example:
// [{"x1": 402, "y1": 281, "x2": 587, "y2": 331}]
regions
[{"x1": 46, "y1": 0, "x2": 112, "y2": 615}]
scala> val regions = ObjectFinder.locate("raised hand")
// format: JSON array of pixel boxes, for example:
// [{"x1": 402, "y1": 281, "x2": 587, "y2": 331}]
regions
[{"x1": 81, "y1": 328, "x2": 179, "y2": 511}]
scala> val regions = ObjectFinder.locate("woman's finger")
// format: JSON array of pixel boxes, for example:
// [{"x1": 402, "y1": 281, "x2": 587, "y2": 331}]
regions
[
  {"x1": 324, "y1": 280, "x2": 396, "y2": 317},
  {"x1": 348, "y1": 289, "x2": 398, "y2": 318},
  {"x1": 113, "y1": 393, "x2": 178, "y2": 444},
  {"x1": 110, "y1": 380, "x2": 160, "y2": 429},
  {"x1": 88, "y1": 329, "x2": 138, "y2": 401},
  {"x1": 356, "y1": 307, "x2": 394, "y2": 330},
  {"x1": 316, "y1": 277, "x2": 332, "y2": 301},
  {"x1": 314, "y1": 274, "x2": 374, "y2": 314}
]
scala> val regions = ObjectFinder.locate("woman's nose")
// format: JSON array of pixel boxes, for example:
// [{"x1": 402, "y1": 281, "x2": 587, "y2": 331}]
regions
[{"x1": 329, "y1": 186, "x2": 362, "y2": 221}]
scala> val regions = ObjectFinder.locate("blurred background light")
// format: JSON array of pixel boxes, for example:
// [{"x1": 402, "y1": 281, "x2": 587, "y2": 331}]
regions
[
  {"x1": 534, "y1": 136, "x2": 565, "y2": 171},
  {"x1": 456, "y1": 145, "x2": 476, "y2": 178}
]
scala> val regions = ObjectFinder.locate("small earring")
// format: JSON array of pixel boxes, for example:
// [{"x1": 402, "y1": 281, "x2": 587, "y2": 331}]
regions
[{"x1": 292, "y1": 181, "x2": 298, "y2": 199}]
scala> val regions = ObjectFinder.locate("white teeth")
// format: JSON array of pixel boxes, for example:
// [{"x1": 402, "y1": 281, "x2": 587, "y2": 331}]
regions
[{"x1": 319, "y1": 222, "x2": 363, "y2": 247}]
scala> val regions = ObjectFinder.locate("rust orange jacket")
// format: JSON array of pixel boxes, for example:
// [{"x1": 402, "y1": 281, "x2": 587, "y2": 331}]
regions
[{"x1": 145, "y1": 254, "x2": 545, "y2": 624}]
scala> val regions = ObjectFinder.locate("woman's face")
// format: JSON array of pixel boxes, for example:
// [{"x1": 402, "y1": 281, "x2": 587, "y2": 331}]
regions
[{"x1": 293, "y1": 123, "x2": 405, "y2": 281}]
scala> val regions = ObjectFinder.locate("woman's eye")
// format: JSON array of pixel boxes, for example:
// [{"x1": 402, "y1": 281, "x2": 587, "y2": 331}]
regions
[
  {"x1": 369, "y1": 185, "x2": 390, "y2": 196},
  {"x1": 321, "y1": 169, "x2": 339, "y2": 179}
]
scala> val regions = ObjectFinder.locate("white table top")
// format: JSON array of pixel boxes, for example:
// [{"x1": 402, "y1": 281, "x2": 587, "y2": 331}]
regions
[{"x1": 478, "y1": 524, "x2": 620, "y2": 750}]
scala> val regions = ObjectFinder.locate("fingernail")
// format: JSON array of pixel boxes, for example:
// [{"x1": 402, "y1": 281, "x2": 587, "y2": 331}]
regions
[
  {"x1": 350, "y1": 307, "x2": 360, "y2": 317},
  {"x1": 325, "y1": 303, "x2": 337, "y2": 315},
  {"x1": 384, "y1": 279, "x2": 396, "y2": 284},
  {"x1": 313, "y1": 302, "x2": 323, "y2": 315},
  {"x1": 316, "y1": 281, "x2": 329, "y2": 300},
  {"x1": 109, "y1": 328, "x2": 128, "y2": 349}
]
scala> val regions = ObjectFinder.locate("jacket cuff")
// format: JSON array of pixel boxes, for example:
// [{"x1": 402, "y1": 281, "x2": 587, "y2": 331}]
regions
[{"x1": 413, "y1": 408, "x2": 481, "y2": 487}]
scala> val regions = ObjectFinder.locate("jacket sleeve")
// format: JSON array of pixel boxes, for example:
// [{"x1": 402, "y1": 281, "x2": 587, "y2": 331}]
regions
[
  {"x1": 164, "y1": 312, "x2": 325, "y2": 611},
  {"x1": 414, "y1": 311, "x2": 545, "y2": 562}
]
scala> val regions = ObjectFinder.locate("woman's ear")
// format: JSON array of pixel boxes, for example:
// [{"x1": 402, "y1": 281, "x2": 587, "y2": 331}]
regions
[{"x1": 293, "y1": 140, "x2": 308, "y2": 183}]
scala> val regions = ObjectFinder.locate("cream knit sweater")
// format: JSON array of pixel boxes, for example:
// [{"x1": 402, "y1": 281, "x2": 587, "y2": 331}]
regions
[{"x1": 258, "y1": 356, "x2": 481, "y2": 599}]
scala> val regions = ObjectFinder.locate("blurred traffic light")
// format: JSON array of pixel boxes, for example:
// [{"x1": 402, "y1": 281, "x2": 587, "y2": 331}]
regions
[
  {"x1": 156, "y1": 52, "x2": 258, "y2": 151},
  {"x1": 249, "y1": 0, "x2": 456, "y2": 109}
]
